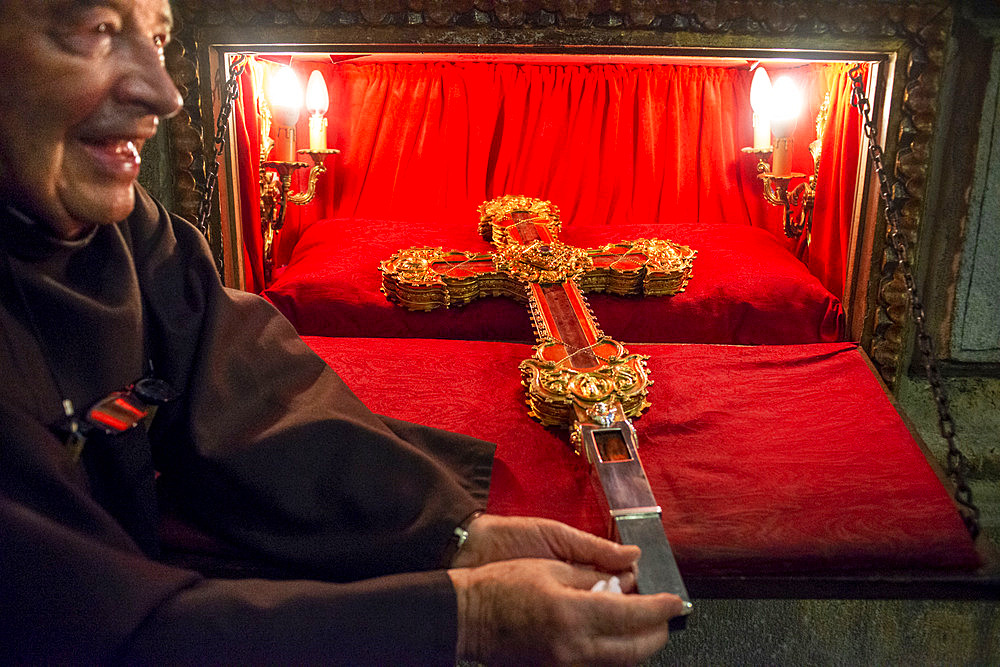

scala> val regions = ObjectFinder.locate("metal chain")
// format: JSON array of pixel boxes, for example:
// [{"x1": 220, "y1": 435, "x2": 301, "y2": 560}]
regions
[
  {"x1": 196, "y1": 54, "x2": 248, "y2": 237},
  {"x1": 848, "y1": 65, "x2": 980, "y2": 540}
]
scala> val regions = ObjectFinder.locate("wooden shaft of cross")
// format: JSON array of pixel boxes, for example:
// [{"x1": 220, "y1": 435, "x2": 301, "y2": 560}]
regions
[{"x1": 491, "y1": 202, "x2": 692, "y2": 612}]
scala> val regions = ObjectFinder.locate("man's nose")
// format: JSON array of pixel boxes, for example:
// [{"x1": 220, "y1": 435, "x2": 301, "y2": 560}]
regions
[{"x1": 116, "y1": 37, "x2": 184, "y2": 119}]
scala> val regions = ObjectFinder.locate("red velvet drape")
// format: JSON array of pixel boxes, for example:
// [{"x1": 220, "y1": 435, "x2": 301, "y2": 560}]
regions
[
  {"x1": 234, "y1": 63, "x2": 266, "y2": 292},
  {"x1": 236, "y1": 56, "x2": 863, "y2": 298},
  {"x1": 808, "y1": 63, "x2": 866, "y2": 300}
]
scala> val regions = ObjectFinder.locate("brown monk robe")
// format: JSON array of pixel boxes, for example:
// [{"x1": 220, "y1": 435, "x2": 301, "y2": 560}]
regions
[{"x1": 0, "y1": 186, "x2": 493, "y2": 664}]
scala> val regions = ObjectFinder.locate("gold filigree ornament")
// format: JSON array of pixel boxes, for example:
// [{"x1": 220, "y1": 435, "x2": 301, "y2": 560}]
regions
[
  {"x1": 382, "y1": 247, "x2": 448, "y2": 284},
  {"x1": 631, "y1": 239, "x2": 696, "y2": 275},
  {"x1": 478, "y1": 194, "x2": 561, "y2": 243},
  {"x1": 519, "y1": 338, "x2": 652, "y2": 427},
  {"x1": 589, "y1": 238, "x2": 697, "y2": 296},
  {"x1": 495, "y1": 240, "x2": 593, "y2": 284},
  {"x1": 631, "y1": 238, "x2": 697, "y2": 295},
  {"x1": 380, "y1": 247, "x2": 486, "y2": 310}
]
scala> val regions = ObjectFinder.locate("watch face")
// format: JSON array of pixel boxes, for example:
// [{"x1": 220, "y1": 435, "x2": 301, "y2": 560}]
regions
[{"x1": 133, "y1": 377, "x2": 179, "y2": 405}]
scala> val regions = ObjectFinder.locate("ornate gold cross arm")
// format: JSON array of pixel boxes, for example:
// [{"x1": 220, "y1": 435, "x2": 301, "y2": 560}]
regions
[
  {"x1": 379, "y1": 248, "x2": 519, "y2": 310},
  {"x1": 380, "y1": 196, "x2": 695, "y2": 618},
  {"x1": 380, "y1": 196, "x2": 695, "y2": 312}
]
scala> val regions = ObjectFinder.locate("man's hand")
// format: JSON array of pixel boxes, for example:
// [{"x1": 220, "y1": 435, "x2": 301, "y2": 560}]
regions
[
  {"x1": 447, "y1": 515, "x2": 684, "y2": 664},
  {"x1": 451, "y1": 514, "x2": 639, "y2": 572},
  {"x1": 448, "y1": 558, "x2": 684, "y2": 665}
]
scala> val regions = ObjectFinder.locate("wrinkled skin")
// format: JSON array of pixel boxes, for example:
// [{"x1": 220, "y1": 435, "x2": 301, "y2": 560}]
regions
[
  {"x1": 449, "y1": 514, "x2": 685, "y2": 665},
  {"x1": 0, "y1": 0, "x2": 182, "y2": 238}
]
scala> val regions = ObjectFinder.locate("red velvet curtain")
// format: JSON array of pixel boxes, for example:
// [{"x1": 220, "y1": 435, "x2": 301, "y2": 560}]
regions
[
  {"x1": 236, "y1": 56, "x2": 863, "y2": 298},
  {"x1": 234, "y1": 63, "x2": 266, "y2": 292},
  {"x1": 808, "y1": 63, "x2": 866, "y2": 301}
]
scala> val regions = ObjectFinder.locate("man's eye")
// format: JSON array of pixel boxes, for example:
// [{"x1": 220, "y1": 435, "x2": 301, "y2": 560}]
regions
[
  {"x1": 56, "y1": 12, "x2": 122, "y2": 56},
  {"x1": 90, "y1": 15, "x2": 123, "y2": 38}
]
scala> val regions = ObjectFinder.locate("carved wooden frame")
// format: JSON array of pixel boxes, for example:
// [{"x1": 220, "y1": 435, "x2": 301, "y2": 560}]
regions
[{"x1": 165, "y1": 0, "x2": 953, "y2": 387}]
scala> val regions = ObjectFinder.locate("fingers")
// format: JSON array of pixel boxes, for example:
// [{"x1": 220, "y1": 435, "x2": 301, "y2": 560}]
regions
[
  {"x1": 550, "y1": 568, "x2": 685, "y2": 664},
  {"x1": 450, "y1": 558, "x2": 683, "y2": 666},
  {"x1": 551, "y1": 559, "x2": 631, "y2": 592},
  {"x1": 584, "y1": 627, "x2": 675, "y2": 665},
  {"x1": 452, "y1": 514, "x2": 640, "y2": 573},
  {"x1": 565, "y1": 598, "x2": 678, "y2": 666},
  {"x1": 553, "y1": 564, "x2": 683, "y2": 630},
  {"x1": 581, "y1": 588, "x2": 686, "y2": 635},
  {"x1": 540, "y1": 520, "x2": 640, "y2": 571}
]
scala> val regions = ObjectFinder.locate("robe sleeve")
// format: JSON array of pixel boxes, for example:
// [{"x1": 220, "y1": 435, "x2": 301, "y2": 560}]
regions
[
  {"x1": 125, "y1": 188, "x2": 493, "y2": 580},
  {"x1": 0, "y1": 419, "x2": 458, "y2": 664}
]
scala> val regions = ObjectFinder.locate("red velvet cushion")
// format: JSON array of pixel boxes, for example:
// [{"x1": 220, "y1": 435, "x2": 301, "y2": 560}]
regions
[
  {"x1": 305, "y1": 336, "x2": 979, "y2": 575},
  {"x1": 265, "y1": 218, "x2": 844, "y2": 344}
]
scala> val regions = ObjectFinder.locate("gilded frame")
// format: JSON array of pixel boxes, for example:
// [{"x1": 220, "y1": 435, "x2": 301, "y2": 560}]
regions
[{"x1": 164, "y1": 0, "x2": 953, "y2": 387}]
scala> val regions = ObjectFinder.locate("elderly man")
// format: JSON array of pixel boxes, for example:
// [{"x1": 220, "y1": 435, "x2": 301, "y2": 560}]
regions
[{"x1": 0, "y1": 0, "x2": 684, "y2": 663}]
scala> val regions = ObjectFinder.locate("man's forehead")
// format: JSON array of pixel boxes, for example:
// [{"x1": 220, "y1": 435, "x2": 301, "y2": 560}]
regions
[{"x1": 30, "y1": 0, "x2": 173, "y2": 27}]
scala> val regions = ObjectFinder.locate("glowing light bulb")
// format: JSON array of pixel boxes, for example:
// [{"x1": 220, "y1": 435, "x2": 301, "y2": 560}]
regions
[
  {"x1": 749, "y1": 67, "x2": 772, "y2": 150},
  {"x1": 267, "y1": 66, "x2": 302, "y2": 161},
  {"x1": 769, "y1": 76, "x2": 801, "y2": 177},
  {"x1": 267, "y1": 66, "x2": 302, "y2": 127},
  {"x1": 770, "y1": 75, "x2": 802, "y2": 139},
  {"x1": 306, "y1": 70, "x2": 329, "y2": 116},
  {"x1": 305, "y1": 70, "x2": 329, "y2": 150}
]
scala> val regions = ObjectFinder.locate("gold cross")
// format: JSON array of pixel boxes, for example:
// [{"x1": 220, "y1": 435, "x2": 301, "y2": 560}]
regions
[
  {"x1": 381, "y1": 195, "x2": 695, "y2": 431},
  {"x1": 381, "y1": 196, "x2": 696, "y2": 616}
]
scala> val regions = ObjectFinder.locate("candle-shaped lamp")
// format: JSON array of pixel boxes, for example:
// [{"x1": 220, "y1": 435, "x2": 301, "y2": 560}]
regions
[
  {"x1": 306, "y1": 70, "x2": 330, "y2": 151},
  {"x1": 749, "y1": 67, "x2": 772, "y2": 150},
  {"x1": 769, "y1": 75, "x2": 802, "y2": 177},
  {"x1": 267, "y1": 65, "x2": 303, "y2": 162}
]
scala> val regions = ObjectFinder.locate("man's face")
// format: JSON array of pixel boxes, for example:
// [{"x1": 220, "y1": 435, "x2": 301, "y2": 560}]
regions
[{"x1": 0, "y1": 0, "x2": 182, "y2": 238}]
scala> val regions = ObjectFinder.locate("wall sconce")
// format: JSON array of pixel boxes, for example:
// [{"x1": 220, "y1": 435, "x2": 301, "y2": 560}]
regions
[
  {"x1": 742, "y1": 68, "x2": 825, "y2": 240},
  {"x1": 259, "y1": 66, "x2": 339, "y2": 280}
]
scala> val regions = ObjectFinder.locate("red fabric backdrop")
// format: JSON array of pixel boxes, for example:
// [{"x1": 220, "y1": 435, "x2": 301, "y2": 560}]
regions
[
  {"x1": 234, "y1": 63, "x2": 267, "y2": 292},
  {"x1": 236, "y1": 56, "x2": 865, "y2": 300},
  {"x1": 808, "y1": 63, "x2": 865, "y2": 300}
]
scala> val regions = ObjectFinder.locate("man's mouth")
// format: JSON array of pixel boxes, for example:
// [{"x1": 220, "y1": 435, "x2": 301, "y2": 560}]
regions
[{"x1": 78, "y1": 137, "x2": 143, "y2": 180}]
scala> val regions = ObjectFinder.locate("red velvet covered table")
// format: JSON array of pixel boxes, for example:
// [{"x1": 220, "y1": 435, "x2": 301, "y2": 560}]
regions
[{"x1": 305, "y1": 336, "x2": 981, "y2": 595}]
